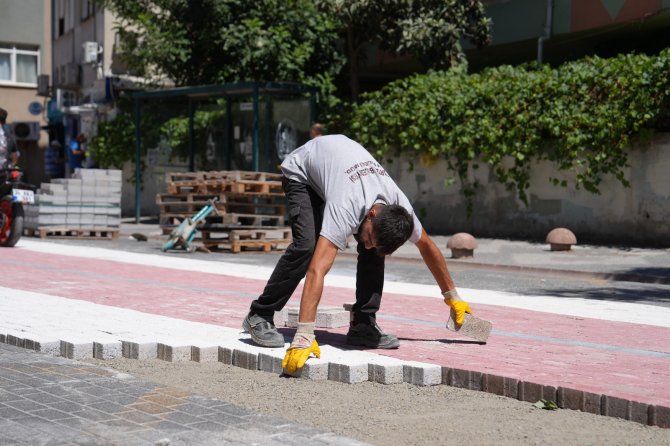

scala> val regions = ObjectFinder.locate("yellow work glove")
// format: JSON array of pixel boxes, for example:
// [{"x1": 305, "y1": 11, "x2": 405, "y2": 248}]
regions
[
  {"x1": 282, "y1": 323, "x2": 320, "y2": 374},
  {"x1": 443, "y1": 289, "x2": 472, "y2": 326}
]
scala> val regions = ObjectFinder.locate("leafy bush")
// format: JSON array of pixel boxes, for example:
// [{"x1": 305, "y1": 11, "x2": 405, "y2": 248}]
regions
[{"x1": 344, "y1": 49, "x2": 670, "y2": 212}]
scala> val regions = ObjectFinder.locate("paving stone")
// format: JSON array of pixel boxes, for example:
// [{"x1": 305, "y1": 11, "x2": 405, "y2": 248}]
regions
[
  {"x1": 630, "y1": 401, "x2": 650, "y2": 425},
  {"x1": 601, "y1": 395, "x2": 630, "y2": 420},
  {"x1": 157, "y1": 343, "x2": 191, "y2": 362},
  {"x1": 368, "y1": 361, "x2": 403, "y2": 385},
  {"x1": 518, "y1": 381, "x2": 557, "y2": 404},
  {"x1": 192, "y1": 346, "x2": 219, "y2": 363},
  {"x1": 650, "y1": 405, "x2": 670, "y2": 428},
  {"x1": 482, "y1": 374, "x2": 519, "y2": 398},
  {"x1": 285, "y1": 307, "x2": 350, "y2": 329},
  {"x1": 299, "y1": 361, "x2": 329, "y2": 380},
  {"x1": 258, "y1": 352, "x2": 284, "y2": 374},
  {"x1": 33, "y1": 340, "x2": 60, "y2": 356},
  {"x1": 93, "y1": 342, "x2": 123, "y2": 360},
  {"x1": 403, "y1": 361, "x2": 442, "y2": 386},
  {"x1": 447, "y1": 368, "x2": 482, "y2": 391},
  {"x1": 232, "y1": 349, "x2": 258, "y2": 370},
  {"x1": 328, "y1": 361, "x2": 368, "y2": 384},
  {"x1": 122, "y1": 341, "x2": 157, "y2": 360},
  {"x1": 60, "y1": 341, "x2": 92, "y2": 360},
  {"x1": 218, "y1": 347, "x2": 233, "y2": 365}
]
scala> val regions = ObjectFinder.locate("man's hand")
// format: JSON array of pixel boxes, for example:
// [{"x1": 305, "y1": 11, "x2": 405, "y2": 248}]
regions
[
  {"x1": 282, "y1": 333, "x2": 320, "y2": 374},
  {"x1": 443, "y1": 289, "x2": 472, "y2": 326}
]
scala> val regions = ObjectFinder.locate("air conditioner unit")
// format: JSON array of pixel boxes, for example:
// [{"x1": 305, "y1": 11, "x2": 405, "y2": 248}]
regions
[
  {"x1": 12, "y1": 122, "x2": 41, "y2": 141},
  {"x1": 57, "y1": 63, "x2": 80, "y2": 88},
  {"x1": 83, "y1": 41, "x2": 100, "y2": 64}
]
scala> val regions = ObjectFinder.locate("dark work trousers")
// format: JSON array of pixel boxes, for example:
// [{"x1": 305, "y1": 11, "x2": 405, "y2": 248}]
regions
[
  {"x1": 250, "y1": 178, "x2": 324, "y2": 321},
  {"x1": 352, "y1": 236, "x2": 385, "y2": 325}
]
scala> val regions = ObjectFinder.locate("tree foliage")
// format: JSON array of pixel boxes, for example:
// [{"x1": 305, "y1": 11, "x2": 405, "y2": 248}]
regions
[
  {"x1": 100, "y1": 0, "x2": 345, "y2": 93},
  {"x1": 316, "y1": 0, "x2": 491, "y2": 100},
  {"x1": 343, "y1": 50, "x2": 670, "y2": 214}
]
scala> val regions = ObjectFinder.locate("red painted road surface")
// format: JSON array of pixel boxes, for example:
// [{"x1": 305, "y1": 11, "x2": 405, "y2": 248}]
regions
[{"x1": 3, "y1": 248, "x2": 669, "y2": 408}]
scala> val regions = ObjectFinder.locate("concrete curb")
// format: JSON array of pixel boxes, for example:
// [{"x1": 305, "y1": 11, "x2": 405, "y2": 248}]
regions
[{"x1": 1, "y1": 332, "x2": 667, "y2": 429}]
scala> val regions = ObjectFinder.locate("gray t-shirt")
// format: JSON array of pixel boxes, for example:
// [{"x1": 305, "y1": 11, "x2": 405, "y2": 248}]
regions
[{"x1": 281, "y1": 134, "x2": 423, "y2": 250}]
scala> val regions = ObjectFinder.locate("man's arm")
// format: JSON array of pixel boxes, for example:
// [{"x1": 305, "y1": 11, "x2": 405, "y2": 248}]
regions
[
  {"x1": 414, "y1": 228, "x2": 456, "y2": 293},
  {"x1": 415, "y1": 228, "x2": 472, "y2": 324},
  {"x1": 298, "y1": 235, "x2": 339, "y2": 322}
]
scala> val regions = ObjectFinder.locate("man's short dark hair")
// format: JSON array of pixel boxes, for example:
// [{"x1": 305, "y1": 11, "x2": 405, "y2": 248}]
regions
[
  {"x1": 372, "y1": 204, "x2": 414, "y2": 256},
  {"x1": 0, "y1": 107, "x2": 7, "y2": 124}
]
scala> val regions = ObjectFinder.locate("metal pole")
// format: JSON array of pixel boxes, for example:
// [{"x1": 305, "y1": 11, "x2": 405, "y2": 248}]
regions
[
  {"x1": 537, "y1": 0, "x2": 554, "y2": 64},
  {"x1": 252, "y1": 85, "x2": 259, "y2": 172},
  {"x1": 133, "y1": 98, "x2": 141, "y2": 223},
  {"x1": 188, "y1": 99, "x2": 195, "y2": 172}
]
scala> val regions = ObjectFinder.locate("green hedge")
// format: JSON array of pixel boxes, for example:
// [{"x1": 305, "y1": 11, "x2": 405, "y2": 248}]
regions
[{"x1": 344, "y1": 49, "x2": 670, "y2": 212}]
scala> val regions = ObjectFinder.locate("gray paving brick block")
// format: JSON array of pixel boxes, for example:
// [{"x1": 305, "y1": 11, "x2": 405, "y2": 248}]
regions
[
  {"x1": 328, "y1": 361, "x2": 368, "y2": 384},
  {"x1": 369, "y1": 362, "x2": 403, "y2": 384},
  {"x1": 555, "y1": 387, "x2": 601, "y2": 414},
  {"x1": 232, "y1": 349, "x2": 258, "y2": 370},
  {"x1": 483, "y1": 374, "x2": 519, "y2": 398},
  {"x1": 284, "y1": 358, "x2": 329, "y2": 380},
  {"x1": 273, "y1": 307, "x2": 288, "y2": 327},
  {"x1": 601, "y1": 395, "x2": 630, "y2": 420},
  {"x1": 191, "y1": 346, "x2": 219, "y2": 363},
  {"x1": 557, "y1": 387, "x2": 585, "y2": 411},
  {"x1": 5, "y1": 335, "x2": 24, "y2": 348},
  {"x1": 518, "y1": 381, "x2": 557, "y2": 404},
  {"x1": 34, "y1": 340, "x2": 60, "y2": 356},
  {"x1": 122, "y1": 341, "x2": 157, "y2": 360},
  {"x1": 403, "y1": 362, "x2": 442, "y2": 386},
  {"x1": 157, "y1": 344, "x2": 191, "y2": 362},
  {"x1": 93, "y1": 342, "x2": 122, "y2": 360},
  {"x1": 447, "y1": 368, "x2": 482, "y2": 391},
  {"x1": 258, "y1": 352, "x2": 283, "y2": 374},
  {"x1": 285, "y1": 306, "x2": 350, "y2": 329},
  {"x1": 650, "y1": 405, "x2": 670, "y2": 428},
  {"x1": 218, "y1": 347, "x2": 233, "y2": 365},
  {"x1": 0, "y1": 334, "x2": 5, "y2": 343},
  {"x1": 630, "y1": 401, "x2": 650, "y2": 425},
  {"x1": 582, "y1": 391, "x2": 602, "y2": 415},
  {"x1": 60, "y1": 341, "x2": 92, "y2": 360}
]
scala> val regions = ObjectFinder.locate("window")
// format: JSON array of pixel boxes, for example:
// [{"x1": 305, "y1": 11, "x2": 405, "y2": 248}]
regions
[{"x1": 0, "y1": 44, "x2": 40, "y2": 86}]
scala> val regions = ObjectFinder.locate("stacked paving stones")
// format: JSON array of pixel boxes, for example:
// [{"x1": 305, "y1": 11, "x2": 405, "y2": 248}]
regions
[
  {"x1": 24, "y1": 168, "x2": 122, "y2": 239},
  {"x1": 157, "y1": 170, "x2": 291, "y2": 252}
]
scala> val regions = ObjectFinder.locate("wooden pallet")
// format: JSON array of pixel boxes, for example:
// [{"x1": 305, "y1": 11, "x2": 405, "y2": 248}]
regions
[
  {"x1": 200, "y1": 228, "x2": 292, "y2": 253},
  {"x1": 25, "y1": 227, "x2": 119, "y2": 240},
  {"x1": 165, "y1": 170, "x2": 282, "y2": 183},
  {"x1": 156, "y1": 193, "x2": 285, "y2": 216}
]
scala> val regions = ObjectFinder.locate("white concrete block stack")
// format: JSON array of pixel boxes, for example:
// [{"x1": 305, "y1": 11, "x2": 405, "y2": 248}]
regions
[{"x1": 25, "y1": 168, "x2": 122, "y2": 231}]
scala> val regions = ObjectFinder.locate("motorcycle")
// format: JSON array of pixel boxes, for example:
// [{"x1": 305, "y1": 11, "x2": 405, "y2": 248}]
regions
[{"x1": 0, "y1": 167, "x2": 36, "y2": 247}]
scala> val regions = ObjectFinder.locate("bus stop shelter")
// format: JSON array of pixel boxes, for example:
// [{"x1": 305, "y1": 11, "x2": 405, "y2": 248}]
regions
[{"x1": 131, "y1": 82, "x2": 318, "y2": 220}]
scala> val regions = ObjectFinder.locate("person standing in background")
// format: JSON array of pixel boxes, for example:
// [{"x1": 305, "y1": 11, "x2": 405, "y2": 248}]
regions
[
  {"x1": 309, "y1": 122, "x2": 324, "y2": 139},
  {"x1": 44, "y1": 140, "x2": 65, "y2": 180},
  {"x1": 0, "y1": 107, "x2": 19, "y2": 168},
  {"x1": 67, "y1": 133, "x2": 86, "y2": 176}
]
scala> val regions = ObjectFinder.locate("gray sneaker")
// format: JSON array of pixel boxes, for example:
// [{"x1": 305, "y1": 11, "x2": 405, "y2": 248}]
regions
[
  {"x1": 346, "y1": 322, "x2": 399, "y2": 349},
  {"x1": 242, "y1": 313, "x2": 285, "y2": 348}
]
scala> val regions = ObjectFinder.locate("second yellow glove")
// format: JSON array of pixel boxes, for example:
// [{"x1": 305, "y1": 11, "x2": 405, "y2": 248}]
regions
[{"x1": 443, "y1": 289, "x2": 472, "y2": 326}]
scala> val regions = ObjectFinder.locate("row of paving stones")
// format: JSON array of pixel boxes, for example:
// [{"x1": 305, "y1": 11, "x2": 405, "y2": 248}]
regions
[
  {"x1": 2, "y1": 328, "x2": 669, "y2": 430},
  {"x1": 0, "y1": 343, "x2": 367, "y2": 446}
]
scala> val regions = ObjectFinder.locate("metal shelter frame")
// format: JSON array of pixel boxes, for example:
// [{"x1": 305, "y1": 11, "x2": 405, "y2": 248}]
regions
[{"x1": 131, "y1": 81, "x2": 318, "y2": 221}]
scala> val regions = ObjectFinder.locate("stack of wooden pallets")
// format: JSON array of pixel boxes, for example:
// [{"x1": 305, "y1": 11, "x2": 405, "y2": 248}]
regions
[{"x1": 157, "y1": 170, "x2": 291, "y2": 253}]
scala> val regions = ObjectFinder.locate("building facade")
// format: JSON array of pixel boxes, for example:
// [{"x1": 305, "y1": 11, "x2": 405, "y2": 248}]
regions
[{"x1": 0, "y1": 0, "x2": 51, "y2": 183}]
